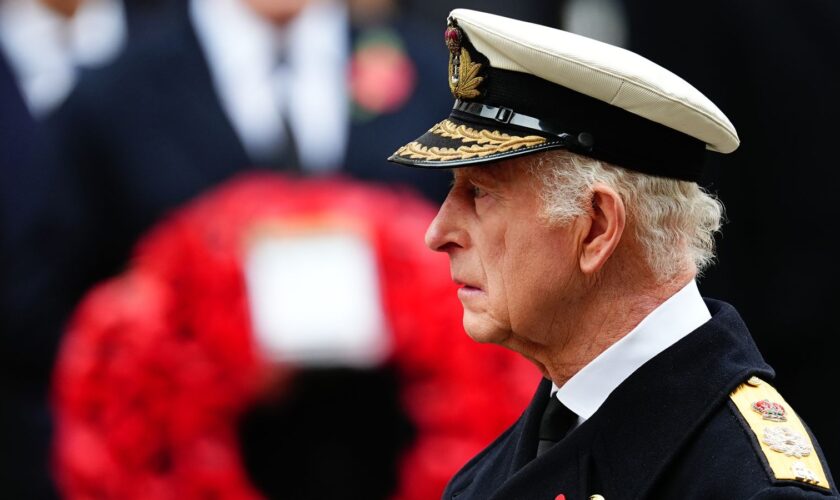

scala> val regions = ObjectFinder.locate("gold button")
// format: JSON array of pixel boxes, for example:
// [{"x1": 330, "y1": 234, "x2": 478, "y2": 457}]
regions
[
  {"x1": 589, "y1": 495, "x2": 605, "y2": 500},
  {"x1": 747, "y1": 376, "x2": 763, "y2": 387}
]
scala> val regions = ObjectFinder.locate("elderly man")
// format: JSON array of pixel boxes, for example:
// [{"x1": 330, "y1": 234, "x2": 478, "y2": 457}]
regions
[{"x1": 388, "y1": 9, "x2": 837, "y2": 500}]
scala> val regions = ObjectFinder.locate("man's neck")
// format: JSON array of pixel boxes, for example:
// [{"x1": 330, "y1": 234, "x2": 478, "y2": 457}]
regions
[{"x1": 539, "y1": 272, "x2": 695, "y2": 387}]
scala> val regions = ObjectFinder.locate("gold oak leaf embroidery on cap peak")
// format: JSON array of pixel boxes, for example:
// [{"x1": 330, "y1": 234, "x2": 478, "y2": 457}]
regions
[
  {"x1": 395, "y1": 142, "x2": 500, "y2": 161},
  {"x1": 432, "y1": 120, "x2": 546, "y2": 145},
  {"x1": 395, "y1": 120, "x2": 547, "y2": 161}
]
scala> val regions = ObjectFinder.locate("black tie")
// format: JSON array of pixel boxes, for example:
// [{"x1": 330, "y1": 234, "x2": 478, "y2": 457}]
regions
[
  {"x1": 537, "y1": 396, "x2": 577, "y2": 457},
  {"x1": 270, "y1": 44, "x2": 301, "y2": 171}
]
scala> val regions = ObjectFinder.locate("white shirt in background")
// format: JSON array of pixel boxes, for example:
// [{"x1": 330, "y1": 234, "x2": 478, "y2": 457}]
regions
[
  {"x1": 190, "y1": 0, "x2": 349, "y2": 172},
  {"x1": 0, "y1": 0, "x2": 126, "y2": 117}
]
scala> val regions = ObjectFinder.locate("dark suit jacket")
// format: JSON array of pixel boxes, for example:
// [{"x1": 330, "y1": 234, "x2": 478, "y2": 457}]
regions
[
  {"x1": 0, "y1": 50, "x2": 61, "y2": 500},
  {"x1": 444, "y1": 300, "x2": 838, "y2": 500}
]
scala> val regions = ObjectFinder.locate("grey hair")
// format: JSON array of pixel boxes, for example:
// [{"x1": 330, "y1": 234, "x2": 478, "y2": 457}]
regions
[{"x1": 526, "y1": 150, "x2": 724, "y2": 282}]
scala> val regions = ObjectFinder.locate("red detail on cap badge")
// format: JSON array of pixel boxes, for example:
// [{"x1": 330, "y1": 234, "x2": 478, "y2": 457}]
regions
[
  {"x1": 444, "y1": 20, "x2": 483, "y2": 100},
  {"x1": 445, "y1": 25, "x2": 462, "y2": 54},
  {"x1": 555, "y1": 495, "x2": 566, "y2": 500},
  {"x1": 752, "y1": 399, "x2": 787, "y2": 422}
]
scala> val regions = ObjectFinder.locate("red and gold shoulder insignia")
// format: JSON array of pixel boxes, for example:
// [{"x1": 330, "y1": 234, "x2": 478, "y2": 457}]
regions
[{"x1": 730, "y1": 377, "x2": 831, "y2": 490}]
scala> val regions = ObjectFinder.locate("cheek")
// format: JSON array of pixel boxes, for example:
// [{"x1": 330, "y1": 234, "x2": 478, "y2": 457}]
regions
[
  {"x1": 481, "y1": 237, "x2": 511, "y2": 306},
  {"x1": 502, "y1": 237, "x2": 575, "y2": 335},
  {"x1": 500, "y1": 257, "x2": 540, "y2": 329},
  {"x1": 464, "y1": 231, "x2": 512, "y2": 333}
]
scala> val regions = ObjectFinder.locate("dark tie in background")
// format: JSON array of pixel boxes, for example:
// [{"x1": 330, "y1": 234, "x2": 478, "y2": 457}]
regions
[
  {"x1": 537, "y1": 396, "x2": 577, "y2": 457},
  {"x1": 257, "y1": 42, "x2": 300, "y2": 171}
]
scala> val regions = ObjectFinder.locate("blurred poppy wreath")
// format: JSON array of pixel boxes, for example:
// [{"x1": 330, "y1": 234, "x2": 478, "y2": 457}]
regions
[{"x1": 52, "y1": 174, "x2": 538, "y2": 499}]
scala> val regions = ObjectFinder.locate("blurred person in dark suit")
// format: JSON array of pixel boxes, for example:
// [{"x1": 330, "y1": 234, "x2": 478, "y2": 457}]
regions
[
  {"x1": 44, "y1": 0, "x2": 452, "y2": 297},
  {"x1": 25, "y1": 0, "x2": 452, "y2": 388},
  {"x1": 2, "y1": 0, "x2": 452, "y2": 495},
  {"x1": 620, "y1": 0, "x2": 840, "y2": 471},
  {"x1": 0, "y1": 47, "x2": 62, "y2": 500},
  {"x1": 0, "y1": 0, "x2": 125, "y2": 492}
]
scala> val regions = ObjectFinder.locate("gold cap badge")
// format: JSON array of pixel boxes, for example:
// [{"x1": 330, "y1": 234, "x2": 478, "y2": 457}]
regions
[{"x1": 445, "y1": 19, "x2": 484, "y2": 100}]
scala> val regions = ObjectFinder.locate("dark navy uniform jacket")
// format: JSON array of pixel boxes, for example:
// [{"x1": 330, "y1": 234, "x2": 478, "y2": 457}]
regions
[{"x1": 444, "y1": 300, "x2": 838, "y2": 500}]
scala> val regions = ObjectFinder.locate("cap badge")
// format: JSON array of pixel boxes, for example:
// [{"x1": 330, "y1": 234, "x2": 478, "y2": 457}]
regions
[
  {"x1": 445, "y1": 20, "x2": 484, "y2": 100},
  {"x1": 444, "y1": 22, "x2": 462, "y2": 53},
  {"x1": 762, "y1": 426, "x2": 813, "y2": 458},
  {"x1": 752, "y1": 399, "x2": 787, "y2": 422}
]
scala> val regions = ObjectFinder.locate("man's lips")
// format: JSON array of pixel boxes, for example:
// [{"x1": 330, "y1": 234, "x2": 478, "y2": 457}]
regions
[{"x1": 453, "y1": 278, "x2": 482, "y2": 292}]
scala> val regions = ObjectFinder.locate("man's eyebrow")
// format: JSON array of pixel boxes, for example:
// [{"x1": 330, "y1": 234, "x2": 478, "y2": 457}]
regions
[
  {"x1": 451, "y1": 168, "x2": 481, "y2": 185},
  {"x1": 456, "y1": 166, "x2": 498, "y2": 185},
  {"x1": 464, "y1": 163, "x2": 523, "y2": 189}
]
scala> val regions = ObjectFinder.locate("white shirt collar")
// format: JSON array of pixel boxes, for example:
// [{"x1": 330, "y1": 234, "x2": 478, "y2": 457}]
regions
[
  {"x1": 189, "y1": 0, "x2": 349, "y2": 171},
  {"x1": 552, "y1": 280, "x2": 711, "y2": 423},
  {"x1": 0, "y1": 0, "x2": 125, "y2": 117}
]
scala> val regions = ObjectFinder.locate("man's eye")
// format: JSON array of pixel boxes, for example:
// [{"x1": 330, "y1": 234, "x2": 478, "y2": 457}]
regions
[{"x1": 471, "y1": 184, "x2": 487, "y2": 199}]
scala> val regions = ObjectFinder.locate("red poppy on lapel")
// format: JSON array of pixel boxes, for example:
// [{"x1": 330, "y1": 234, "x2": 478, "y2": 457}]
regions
[{"x1": 350, "y1": 28, "x2": 416, "y2": 119}]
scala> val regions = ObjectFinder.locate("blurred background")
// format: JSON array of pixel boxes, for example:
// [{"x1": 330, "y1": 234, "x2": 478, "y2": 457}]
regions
[{"x1": 1, "y1": 0, "x2": 838, "y2": 497}]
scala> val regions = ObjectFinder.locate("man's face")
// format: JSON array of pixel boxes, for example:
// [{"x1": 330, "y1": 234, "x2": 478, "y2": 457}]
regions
[
  {"x1": 242, "y1": 0, "x2": 311, "y2": 25},
  {"x1": 38, "y1": 0, "x2": 84, "y2": 18},
  {"x1": 425, "y1": 159, "x2": 583, "y2": 349}
]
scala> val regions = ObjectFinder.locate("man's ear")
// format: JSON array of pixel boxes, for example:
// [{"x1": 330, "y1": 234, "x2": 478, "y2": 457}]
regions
[{"x1": 579, "y1": 183, "x2": 626, "y2": 275}]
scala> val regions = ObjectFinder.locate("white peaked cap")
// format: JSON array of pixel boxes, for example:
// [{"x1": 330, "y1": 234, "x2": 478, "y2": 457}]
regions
[{"x1": 453, "y1": 9, "x2": 739, "y2": 154}]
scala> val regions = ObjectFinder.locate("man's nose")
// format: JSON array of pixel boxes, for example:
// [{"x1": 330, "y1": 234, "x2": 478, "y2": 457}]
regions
[
  {"x1": 425, "y1": 197, "x2": 463, "y2": 253},
  {"x1": 424, "y1": 212, "x2": 447, "y2": 252}
]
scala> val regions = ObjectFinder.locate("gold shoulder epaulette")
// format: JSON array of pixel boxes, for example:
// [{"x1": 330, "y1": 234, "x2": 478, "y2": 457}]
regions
[{"x1": 730, "y1": 376, "x2": 831, "y2": 490}]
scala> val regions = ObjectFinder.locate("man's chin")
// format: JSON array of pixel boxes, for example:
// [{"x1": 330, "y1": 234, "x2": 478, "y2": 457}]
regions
[{"x1": 462, "y1": 313, "x2": 507, "y2": 345}]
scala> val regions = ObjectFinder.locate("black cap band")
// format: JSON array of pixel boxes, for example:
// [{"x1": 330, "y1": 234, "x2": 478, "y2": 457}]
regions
[{"x1": 454, "y1": 66, "x2": 708, "y2": 182}]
